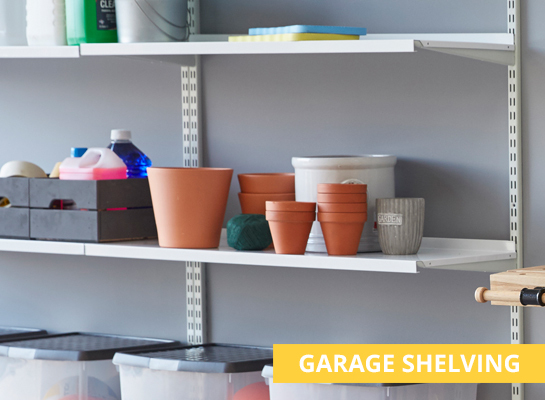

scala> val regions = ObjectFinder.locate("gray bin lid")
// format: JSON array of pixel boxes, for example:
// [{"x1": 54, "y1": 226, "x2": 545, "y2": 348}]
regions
[
  {"x1": 262, "y1": 365, "x2": 419, "y2": 388},
  {"x1": 0, "y1": 327, "x2": 47, "y2": 342},
  {"x1": 0, "y1": 332, "x2": 180, "y2": 361},
  {"x1": 114, "y1": 344, "x2": 273, "y2": 373}
]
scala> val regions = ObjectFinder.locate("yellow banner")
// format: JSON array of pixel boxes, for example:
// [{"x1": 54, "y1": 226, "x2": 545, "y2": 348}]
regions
[{"x1": 273, "y1": 344, "x2": 545, "y2": 383}]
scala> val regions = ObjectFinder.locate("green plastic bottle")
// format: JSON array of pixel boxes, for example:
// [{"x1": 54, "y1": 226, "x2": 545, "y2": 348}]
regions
[{"x1": 66, "y1": 0, "x2": 118, "y2": 45}]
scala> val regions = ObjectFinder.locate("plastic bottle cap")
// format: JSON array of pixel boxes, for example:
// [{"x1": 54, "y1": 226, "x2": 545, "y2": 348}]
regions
[
  {"x1": 71, "y1": 147, "x2": 88, "y2": 158},
  {"x1": 111, "y1": 129, "x2": 132, "y2": 141}
]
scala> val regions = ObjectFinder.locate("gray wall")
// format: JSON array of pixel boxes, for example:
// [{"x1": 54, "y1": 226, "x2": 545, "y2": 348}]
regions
[{"x1": 0, "y1": 0, "x2": 543, "y2": 398}]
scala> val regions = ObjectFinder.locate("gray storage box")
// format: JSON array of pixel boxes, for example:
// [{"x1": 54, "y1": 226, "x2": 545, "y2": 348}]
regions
[
  {"x1": 29, "y1": 178, "x2": 157, "y2": 242},
  {"x1": 0, "y1": 178, "x2": 30, "y2": 239},
  {"x1": 30, "y1": 178, "x2": 152, "y2": 209}
]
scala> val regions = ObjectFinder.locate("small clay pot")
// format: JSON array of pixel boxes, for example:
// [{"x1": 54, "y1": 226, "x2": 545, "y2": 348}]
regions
[
  {"x1": 318, "y1": 212, "x2": 367, "y2": 223},
  {"x1": 238, "y1": 173, "x2": 295, "y2": 194},
  {"x1": 266, "y1": 201, "x2": 316, "y2": 212},
  {"x1": 267, "y1": 219, "x2": 314, "y2": 255},
  {"x1": 317, "y1": 183, "x2": 367, "y2": 194},
  {"x1": 148, "y1": 167, "x2": 233, "y2": 248},
  {"x1": 320, "y1": 219, "x2": 366, "y2": 256},
  {"x1": 239, "y1": 192, "x2": 295, "y2": 215},
  {"x1": 318, "y1": 202, "x2": 367, "y2": 213},
  {"x1": 266, "y1": 210, "x2": 316, "y2": 222},
  {"x1": 317, "y1": 193, "x2": 367, "y2": 203}
]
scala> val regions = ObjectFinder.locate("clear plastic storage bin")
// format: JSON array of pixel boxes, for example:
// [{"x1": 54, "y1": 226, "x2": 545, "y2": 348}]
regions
[
  {"x1": 262, "y1": 365, "x2": 478, "y2": 400},
  {"x1": 0, "y1": 332, "x2": 179, "y2": 400},
  {"x1": 114, "y1": 344, "x2": 273, "y2": 400}
]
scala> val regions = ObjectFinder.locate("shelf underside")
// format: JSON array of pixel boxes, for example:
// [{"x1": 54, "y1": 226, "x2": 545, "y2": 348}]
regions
[
  {"x1": 0, "y1": 34, "x2": 515, "y2": 65},
  {"x1": 0, "y1": 231, "x2": 516, "y2": 274}
]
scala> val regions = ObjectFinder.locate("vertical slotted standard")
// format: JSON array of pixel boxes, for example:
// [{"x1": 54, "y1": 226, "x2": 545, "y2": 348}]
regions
[
  {"x1": 508, "y1": 0, "x2": 523, "y2": 399},
  {"x1": 184, "y1": 0, "x2": 206, "y2": 345}
]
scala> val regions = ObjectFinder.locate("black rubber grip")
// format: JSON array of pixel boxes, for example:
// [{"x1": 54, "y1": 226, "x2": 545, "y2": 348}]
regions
[{"x1": 520, "y1": 287, "x2": 545, "y2": 307}]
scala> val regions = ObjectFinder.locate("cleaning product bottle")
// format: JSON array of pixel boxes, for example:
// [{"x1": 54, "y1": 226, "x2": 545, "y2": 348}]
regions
[
  {"x1": 108, "y1": 129, "x2": 152, "y2": 178},
  {"x1": 26, "y1": 0, "x2": 67, "y2": 46},
  {"x1": 0, "y1": 1, "x2": 27, "y2": 45},
  {"x1": 65, "y1": 0, "x2": 118, "y2": 45}
]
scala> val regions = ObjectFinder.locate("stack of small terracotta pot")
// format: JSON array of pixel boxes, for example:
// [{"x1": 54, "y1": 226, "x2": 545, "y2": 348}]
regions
[
  {"x1": 265, "y1": 201, "x2": 316, "y2": 254},
  {"x1": 238, "y1": 173, "x2": 295, "y2": 215},
  {"x1": 317, "y1": 183, "x2": 368, "y2": 255}
]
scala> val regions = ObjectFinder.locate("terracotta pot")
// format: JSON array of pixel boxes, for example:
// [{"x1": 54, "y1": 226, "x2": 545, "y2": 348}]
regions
[
  {"x1": 267, "y1": 220, "x2": 314, "y2": 255},
  {"x1": 266, "y1": 201, "x2": 316, "y2": 212},
  {"x1": 318, "y1": 202, "x2": 367, "y2": 213},
  {"x1": 320, "y1": 219, "x2": 366, "y2": 256},
  {"x1": 266, "y1": 210, "x2": 316, "y2": 222},
  {"x1": 238, "y1": 173, "x2": 295, "y2": 194},
  {"x1": 317, "y1": 193, "x2": 367, "y2": 203},
  {"x1": 317, "y1": 183, "x2": 367, "y2": 194},
  {"x1": 317, "y1": 212, "x2": 367, "y2": 223},
  {"x1": 148, "y1": 167, "x2": 233, "y2": 248},
  {"x1": 238, "y1": 192, "x2": 295, "y2": 215}
]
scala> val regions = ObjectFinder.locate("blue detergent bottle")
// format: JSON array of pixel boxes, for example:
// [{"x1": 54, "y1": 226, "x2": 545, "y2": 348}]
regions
[{"x1": 108, "y1": 129, "x2": 152, "y2": 178}]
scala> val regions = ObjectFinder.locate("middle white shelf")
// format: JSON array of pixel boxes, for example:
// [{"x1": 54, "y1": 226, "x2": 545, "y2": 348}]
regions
[
  {"x1": 0, "y1": 233, "x2": 516, "y2": 274},
  {"x1": 78, "y1": 230, "x2": 515, "y2": 274}
]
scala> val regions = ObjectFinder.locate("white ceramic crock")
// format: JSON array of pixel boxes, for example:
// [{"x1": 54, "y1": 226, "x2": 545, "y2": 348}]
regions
[{"x1": 292, "y1": 155, "x2": 397, "y2": 253}]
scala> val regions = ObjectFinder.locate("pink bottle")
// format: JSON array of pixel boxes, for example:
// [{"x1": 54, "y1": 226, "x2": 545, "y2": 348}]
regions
[{"x1": 59, "y1": 148, "x2": 127, "y2": 180}]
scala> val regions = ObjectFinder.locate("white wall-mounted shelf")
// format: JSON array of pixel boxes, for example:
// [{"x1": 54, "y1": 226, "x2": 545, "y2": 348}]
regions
[
  {"x1": 0, "y1": 33, "x2": 514, "y2": 65},
  {"x1": 0, "y1": 46, "x2": 79, "y2": 58},
  {"x1": 0, "y1": 239, "x2": 84, "y2": 255},
  {"x1": 0, "y1": 232, "x2": 515, "y2": 274},
  {"x1": 77, "y1": 33, "x2": 515, "y2": 65}
]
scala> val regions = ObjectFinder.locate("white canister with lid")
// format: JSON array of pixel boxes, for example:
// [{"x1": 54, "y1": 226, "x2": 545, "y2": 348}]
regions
[{"x1": 292, "y1": 155, "x2": 397, "y2": 253}]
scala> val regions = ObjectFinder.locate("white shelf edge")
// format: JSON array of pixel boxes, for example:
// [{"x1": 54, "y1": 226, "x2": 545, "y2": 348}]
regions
[
  {"x1": 0, "y1": 46, "x2": 80, "y2": 58},
  {"x1": 0, "y1": 233, "x2": 516, "y2": 274},
  {"x1": 80, "y1": 39, "x2": 416, "y2": 56},
  {"x1": 0, "y1": 239, "x2": 84, "y2": 255},
  {"x1": 0, "y1": 34, "x2": 512, "y2": 64},
  {"x1": 82, "y1": 232, "x2": 516, "y2": 274}
]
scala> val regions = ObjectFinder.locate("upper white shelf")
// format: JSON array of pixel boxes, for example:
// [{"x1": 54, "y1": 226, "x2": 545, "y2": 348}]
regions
[
  {"x1": 0, "y1": 46, "x2": 79, "y2": 58},
  {"x1": 79, "y1": 33, "x2": 515, "y2": 65},
  {"x1": 0, "y1": 34, "x2": 514, "y2": 65}
]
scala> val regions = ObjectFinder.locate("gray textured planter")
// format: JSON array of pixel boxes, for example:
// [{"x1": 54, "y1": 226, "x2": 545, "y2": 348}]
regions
[{"x1": 376, "y1": 198, "x2": 425, "y2": 255}]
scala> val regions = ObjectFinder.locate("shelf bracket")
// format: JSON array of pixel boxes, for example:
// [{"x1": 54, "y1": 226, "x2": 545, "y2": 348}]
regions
[
  {"x1": 508, "y1": 0, "x2": 523, "y2": 399},
  {"x1": 415, "y1": 41, "x2": 515, "y2": 66},
  {"x1": 184, "y1": 0, "x2": 206, "y2": 346}
]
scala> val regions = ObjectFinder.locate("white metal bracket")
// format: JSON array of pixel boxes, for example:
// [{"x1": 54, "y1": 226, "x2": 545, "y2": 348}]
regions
[
  {"x1": 508, "y1": 0, "x2": 523, "y2": 399},
  {"x1": 184, "y1": 0, "x2": 205, "y2": 346},
  {"x1": 415, "y1": 41, "x2": 515, "y2": 66}
]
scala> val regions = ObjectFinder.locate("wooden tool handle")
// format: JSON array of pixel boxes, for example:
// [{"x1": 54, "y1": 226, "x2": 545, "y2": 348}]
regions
[{"x1": 475, "y1": 287, "x2": 522, "y2": 303}]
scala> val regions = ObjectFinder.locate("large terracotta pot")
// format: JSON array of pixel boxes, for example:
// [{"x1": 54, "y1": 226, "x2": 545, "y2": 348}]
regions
[{"x1": 147, "y1": 167, "x2": 233, "y2": 248}]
